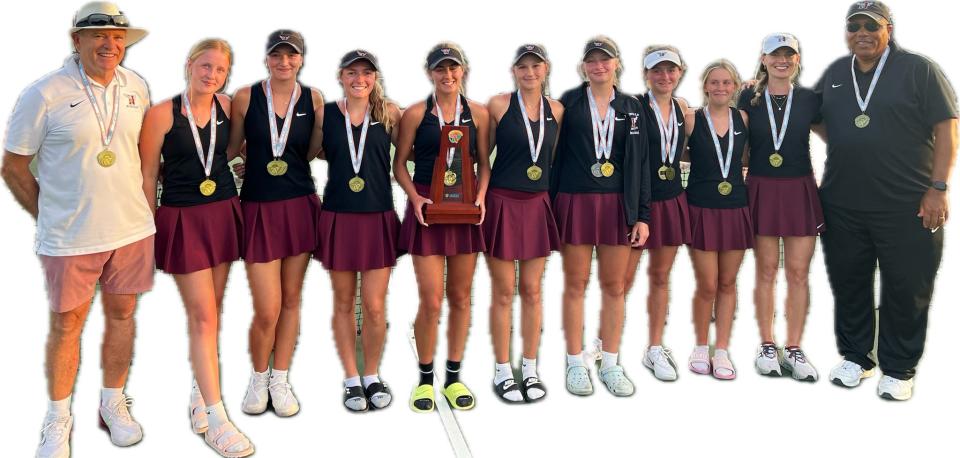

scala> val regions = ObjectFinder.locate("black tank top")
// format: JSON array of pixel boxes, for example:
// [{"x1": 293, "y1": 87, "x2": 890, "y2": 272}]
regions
[
  {"x1": 159, "y1": 95, "x2": 236, "y2": 207},
  {"x1": 239, "y1": 81, "x2": 317, "y2": 202},
  {"x1": 640, "y1": 93, "x2": 686, "y2": 202},
  {"x1": 412, "y1": 94, "x2": 478, "y2": 186},
  {"x1": 320, "y1": 101, "x2": 394, "y2": 213},
  {"x1": 686, "y1": 107, "x2": 748, "y2": 209},
  {"x1": 489, "y1": 92, "x2": 558, "y2": 192}
]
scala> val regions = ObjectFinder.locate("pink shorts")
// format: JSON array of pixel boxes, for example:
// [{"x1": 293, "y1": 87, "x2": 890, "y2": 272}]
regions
[{"x1": 39, "y1": 235, "x2": 155, "y2": 313}]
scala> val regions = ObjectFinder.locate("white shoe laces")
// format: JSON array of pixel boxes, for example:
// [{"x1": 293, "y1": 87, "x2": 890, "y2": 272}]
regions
[
  {"x1": 105, "y1": 396, "x2": 135, "y2": 423},
  {"x1": 40, "y1": 417, "x2": 70, "y2": 445},
  {"x1": 649, "y1": 347, "x2": 673, "y2": 368},
  {"x1": 269, "y1": 379, "x2": 294, "y2": 404}
]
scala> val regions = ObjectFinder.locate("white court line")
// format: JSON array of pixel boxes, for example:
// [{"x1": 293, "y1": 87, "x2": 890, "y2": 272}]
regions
[{"x1": 407, "y1": 325, "x2": 473, "y2": 458}]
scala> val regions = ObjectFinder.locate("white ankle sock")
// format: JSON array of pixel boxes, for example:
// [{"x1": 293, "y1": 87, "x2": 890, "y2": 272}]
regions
[
  {"x1": 269, "y1": 369, "x2": 287, "y2": 382},
  {"x1": 361, "y1": 375, "x2": 380, "y2": 388},
  {"x1": 344, "y1": 376, "x2": 361, "y2": 388},
  {"x1": 253, "y1": 368, "x2": 270, "y2": 380},
  {"x1": 566, "y1": 352, "x2": 585, "y2": 367},
  {"x1": 521, "y1": 358, "x2": 538, "y2": 380},
  {"x1": 600, "y1": 351, "x2": 619, "y2": 370},
  {"x1": 493, "y1": 363, "x2": 513, "y2": 385},
  {"x1": 100, "y1": 387, "x2": 124, "y2": 406},
  {"x1": 48, "y1": 395, "x2": 72, "y2": 418},
  {"x1": 205, "y1": 401, "x2": 229, "y2": 429}
]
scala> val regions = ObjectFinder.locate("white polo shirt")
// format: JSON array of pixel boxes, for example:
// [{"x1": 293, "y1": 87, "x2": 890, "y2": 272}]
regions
[{"x1": 4, "y1": 55, "x2": 155, "y2": 256}]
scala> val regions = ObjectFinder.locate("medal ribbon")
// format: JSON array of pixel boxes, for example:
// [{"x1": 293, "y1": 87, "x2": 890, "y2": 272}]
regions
[
  {"x1": 763, "y1": 85, "x2": 793, "y2": 153},
  {"x1": 433, "y1": 93, "x2": 462, "y2": 168},
  {"x1": 265, "y1": 78, "x2": 301, "y2": 160},
  {"x1": 850, "y1": 46, "x2": 890, "y2": 114},
  {"x1": 341, "y1": 98, "x2": 371, "y2": 176},
  {"x1": 181, "y1": 91, "x2": 217, "y2": 179},
  {"x1": 648, "y1": 92, "x2": 679, "y2": 166},
  {"x1": 586, "y1": 86, "x2": 615, "y2": 163},
  {"x1": 516, "y1": 90, "x2": 545, "y2": 165},
  {"x1": 77, "y1": 61, "x2": 121, "y2": 150},
  {"x1": 703, "y1": 107, "x2": 734, "y2": 180}
]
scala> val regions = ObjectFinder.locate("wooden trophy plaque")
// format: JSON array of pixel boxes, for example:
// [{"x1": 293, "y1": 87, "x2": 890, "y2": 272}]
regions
[{"x1": 424, "y1": 125, "x2": 481, "y2": 224}]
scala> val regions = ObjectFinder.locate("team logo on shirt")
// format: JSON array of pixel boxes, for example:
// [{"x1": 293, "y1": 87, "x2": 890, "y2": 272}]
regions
[
  {"x1": 629, "y1": 113, "x2": 640, "y2": 135},
  {"x1": 124, "y1": 94, "x2": 137, "y2": 108}
]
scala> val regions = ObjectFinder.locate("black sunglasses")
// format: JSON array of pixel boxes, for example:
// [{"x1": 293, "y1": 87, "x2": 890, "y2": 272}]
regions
[
  {"x1": 846, "y1": 21, "x2": 882, "y2": 33},
  {"x1": 76, "y1": 13, "x2": 129, "y2": 28}
]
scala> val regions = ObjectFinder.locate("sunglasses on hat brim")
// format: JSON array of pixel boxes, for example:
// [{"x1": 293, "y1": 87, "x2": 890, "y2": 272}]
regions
[{"x1": 76, "y1": 13, "x2": 129, "y2": 28}]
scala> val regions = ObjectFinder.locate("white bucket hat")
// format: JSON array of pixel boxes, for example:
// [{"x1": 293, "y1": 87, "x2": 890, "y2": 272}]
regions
[{"x1": 69, "y1": 2, "x2": 147, "y2": 46}]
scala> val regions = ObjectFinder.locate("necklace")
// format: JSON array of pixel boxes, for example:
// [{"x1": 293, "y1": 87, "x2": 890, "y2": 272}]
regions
[{"x1": 770, "y1": 94, "x2": 788, "y2": 111}]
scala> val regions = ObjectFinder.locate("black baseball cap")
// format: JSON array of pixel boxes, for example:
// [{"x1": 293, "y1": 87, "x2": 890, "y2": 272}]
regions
[
  {"x1": 266, "y1": 30, "x2": 305, "y2": 54},
  {"x1": 582, "y1": 39, "x2": 619, "y2": 61},
  {"x1": 846, "y1": 1, "x2": 892, "y2": 23},
  {"x1": 426, "y1": 45, "x2": 465, "y2": 70},
  {"x1": 513, "y1": 44, "x2": 548, "y2": 65},
  {"x1": 340, "y1": 49, "x2": 379, "y2": 71}
]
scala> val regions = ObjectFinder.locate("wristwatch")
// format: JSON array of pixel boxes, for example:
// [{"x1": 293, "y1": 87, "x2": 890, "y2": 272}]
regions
[{"x1": 932, "y1": 181, "x2": 948, "y2": 192}]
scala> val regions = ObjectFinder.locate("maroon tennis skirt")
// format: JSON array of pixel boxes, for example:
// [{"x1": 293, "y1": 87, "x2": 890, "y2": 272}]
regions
[
  {"x1": 398, "y1": 183, "x2": 486, "y2": 257},
  {"x1": 553, "y1": 192, "x2": 630, "y2": 247},
  {"x1": 155, "y1": 197, "x2": 243, "y2": 275},
  {"x1": 640, "y1": 193, "x2": 693, "y2": 250},
  {"x1": 241, "y1": 193, "x2": 322, "y2": 263},
  {"x1": 482, "y1": 187, "x2": 561, "y2": 261},
  {"x1": 688, "y1": 204, "x2": 754, "y2": 251},
  {"x1": 313, "y1": 209, "x2": 402, "y2": 271},
  {"x1": 747, "y1": 174, "x2": 825, "y2": 237}
]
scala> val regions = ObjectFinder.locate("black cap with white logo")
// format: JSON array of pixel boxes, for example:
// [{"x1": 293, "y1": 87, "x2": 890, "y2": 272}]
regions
[
  {"x1": 846, "y1": 1, "x2": 892, "y2": 23},
  {"x1": 582, "y1": 39, "x2": 619, "y2": 61},
  {"x1": 340, "y1": 49, "x2": 379, "y2": 71},
  {"x1": 513, "y1": 44, "x2": 548, "y2": 65},
  {"x1": 426, "y1": 46, "x2": 465, "y2": 70},
  {"x1": 266, "y1": 29, "x2": 305, "y2": 54}
]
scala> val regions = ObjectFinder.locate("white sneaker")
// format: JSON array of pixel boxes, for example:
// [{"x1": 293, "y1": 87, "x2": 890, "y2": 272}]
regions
[
  {"x1": 829, "y1": 360, "x2": 875, "y2": 388},
  {"x1": 565, "y1": 364, "x2": 593, "y2": 396},
  {"x1": 782, "y1": 347, "x2": 819, "y2": 382},
  {"x1": 643, "y1": 346, "x2": 678, "y2": 381},
  {"x1": 36, "y1": 415, "x2": 72, "y2": 458},
  {"x1": 268, "y1": 376, "x2": 300, "y2": 417},
  {"x1": 598, "y1": 365, "x2": 635, "y2": 397},
  {"x1": 190, "y1": 382, "x2": 208, "y2": 434},
  {"x1": 241, "y1": 371, "x2": 269, "y2": 415},
  {"x1": 878, "y1": 375, "x2": 914, "y2": 401},
  {"x1": 204, "y1": 421, "x2": 255, "y2": 458},
  {"x1": 98, "y1": 395, "x2": 143, "y2": 446},
  {"x1": 755, "y1": 343, "x2": 782, "y2": 376}
]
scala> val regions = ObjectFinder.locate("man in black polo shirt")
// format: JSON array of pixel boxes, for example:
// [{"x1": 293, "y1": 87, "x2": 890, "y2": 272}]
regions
[{"x1": 815, "y1": 1, "x2": 957, "y2": 400}]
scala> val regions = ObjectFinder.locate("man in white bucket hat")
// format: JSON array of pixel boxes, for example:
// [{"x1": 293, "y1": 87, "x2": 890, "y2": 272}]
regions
[{"x1": 1, "y1": 2, "x2": 153, "y2": 457}]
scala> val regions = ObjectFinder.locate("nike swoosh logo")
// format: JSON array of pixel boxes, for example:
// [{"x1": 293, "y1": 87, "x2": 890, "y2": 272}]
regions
[
  {"x1": 216, "y1": 120, "x2": 224, "y2": 125},
  {"x1": 546, "y1": 117, "x2": 553, "y2": 121},
  {"x1": 370, "y1": 121, "x2": 381, "y2": 125},
  {"x1": 461, "y1": 118, "x2": 471, "y2": 123},
  {"x1": 831, "y1": 83, "x2": 843, "y2": 88},
  {"x1": 70, "y1": 100, "x2": 84, "y2": 108},
  {"x1": 677, "y1": 122, "x2": 684, "y2": 126},
  {"x1": 615, "y1": 116, "x2": 625, "y2": 121},
  {"x1": 295, "y1": 112, "x2": 307, "y2": 117},
  {"x1": 734, "y1": 131, "x2": 743, "y2": 135}
]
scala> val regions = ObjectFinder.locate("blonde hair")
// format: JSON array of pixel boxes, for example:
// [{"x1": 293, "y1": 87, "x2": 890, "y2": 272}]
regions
[
  {"x1": 425, "y1": 41, "x2": 469, "y2": 95},
  {"x1": 699, "y1": 59, "x2": 742, "y2": 107},
  {"x1": 185, "y1": 38, "x2": 233, "y2": 92},
  {"x1": 512, "y1": 44, "x2": 552, "y2": 96},
  {"x1": 578, "y1": 35, "x2": 624, "y2": 86},
  {"x1": 337, "y1": 63, "x2": 396, "y2": 133},
  {"x1": 641, "y1": 44, "x2": 687, "y2": 93},
  {"x1": 749, "y1": 45, "x2": 802, "y2": 107}
]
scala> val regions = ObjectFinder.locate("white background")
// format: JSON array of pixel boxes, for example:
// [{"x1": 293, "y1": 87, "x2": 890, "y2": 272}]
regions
[{"x1": 1, "y1": 1, "x2": 958, "y2": 457}]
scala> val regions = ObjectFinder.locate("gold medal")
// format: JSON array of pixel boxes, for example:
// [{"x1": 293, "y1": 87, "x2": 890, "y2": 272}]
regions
[
  {"x1": 199, "y1": 179, "x2": 217, "y2": 196},
  {"x1": 443, "y1": 169, "x2": 458, "y2": 186},
  {"x1": 665, "y1": 167, "x2": 676, "y2": 181},
  {"x1": 348, "y1": 176, "x2": 365, "y2": 192},
  {"x1": 600, "y1": 162, "x2": 615, "y2": 177},
  {"x1": 266, "y1": 159, "x2": 288, "y2": 176},
  {"x1": 448, "y1": 129, "x2": 464, "y2": 144},
  {"x1": 526, "y1": 164, "x2": 542, "y2": 181},
  {"x1": 657, "y1": 165, "x2": 672, "y2": 181},
  {"x1": 769, "y1": 152, "x2": 784, "y2": 168},
  {"x1": 97, "y1": 149, "x2": 116, "y2": 168},
  {"x1": 854, "y1": 114, "x2": 870, "y2": 129},
  {"x1": 718, "y1": 181, "x2": 733, "y2": 196}
]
